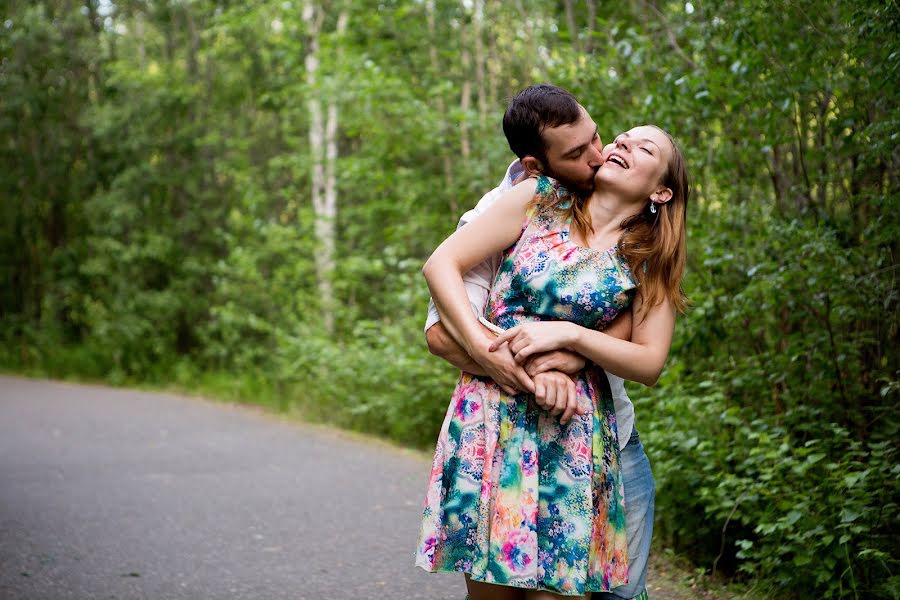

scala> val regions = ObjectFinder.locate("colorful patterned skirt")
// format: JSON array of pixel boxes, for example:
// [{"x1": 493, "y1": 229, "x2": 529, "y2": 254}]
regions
[{"x1": 415, "y1": 368, "x2": 629, "y2": 596}]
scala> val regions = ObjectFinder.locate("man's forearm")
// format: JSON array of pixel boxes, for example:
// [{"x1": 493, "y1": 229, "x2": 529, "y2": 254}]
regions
[
  {"x1": 425, "y1": 322, "x2": 490, "y2": 376},
  {"x1": 427, "y1": 322, "x2": 576, "y2": 405},
  {"x1": 603, "y1": 308, "x2": 633, "y2": 342}
]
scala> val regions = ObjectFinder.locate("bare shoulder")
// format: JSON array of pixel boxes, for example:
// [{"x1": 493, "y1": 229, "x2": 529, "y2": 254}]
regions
[{"x1": 482, "y1": 175, "x2": 540, "y2": 217}]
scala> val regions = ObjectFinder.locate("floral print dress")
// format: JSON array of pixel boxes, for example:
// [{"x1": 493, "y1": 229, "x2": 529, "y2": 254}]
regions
[{"x1": 415, "y1": 176, "x2": 636, "y2": 596}]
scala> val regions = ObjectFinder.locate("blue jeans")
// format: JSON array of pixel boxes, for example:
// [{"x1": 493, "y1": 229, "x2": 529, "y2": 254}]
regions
[{"x1": 593, "y1": 428, "x2": 655, "y2": 600}]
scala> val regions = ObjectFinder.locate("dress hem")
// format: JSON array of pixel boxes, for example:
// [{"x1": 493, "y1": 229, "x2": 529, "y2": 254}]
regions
[{"x1": 414, "y1": 561, "x2": 628, "y2": 597}]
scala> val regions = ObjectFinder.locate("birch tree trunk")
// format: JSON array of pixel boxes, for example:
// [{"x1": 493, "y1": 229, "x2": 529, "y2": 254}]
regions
[
  {"x1": 473, "y1": 0, "x2": 487, "y2": 132},
  {"x1": 562, "y1": 0, "x2": 581, "y2": 53},
  {"x1": 426, "y1": 0, "x2": 457, "y2": 213},
  {"x1": 303, "y1": 1, "x2": 332, "y2": 333},
  {"x1": 135, "y1": 11, "x2": 146, "y2": 71},
  {"x1": 303, "y1": 2, "x2": 348, "y2": 334},
  {"x1": 459, "y1": 7, "x2": 472, "y2": 168},
  {"x1": 484, "y1": 1, "x2": 499, "y2": 111}
]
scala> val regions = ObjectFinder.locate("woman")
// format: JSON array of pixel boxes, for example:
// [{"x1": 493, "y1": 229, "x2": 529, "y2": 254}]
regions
[{"x1": 416, "y1": 125, "x2": 689, "y2": 599}]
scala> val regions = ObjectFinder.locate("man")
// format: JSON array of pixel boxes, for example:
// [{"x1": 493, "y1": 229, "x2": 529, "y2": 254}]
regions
[{"x1": 424, "y1": 85, "x2": 653, "y2": 600}]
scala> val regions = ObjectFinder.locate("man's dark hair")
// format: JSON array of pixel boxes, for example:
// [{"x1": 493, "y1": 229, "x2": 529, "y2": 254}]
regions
[{"x1": 502, "y1": 84, "x2": 582, "y2": 163}]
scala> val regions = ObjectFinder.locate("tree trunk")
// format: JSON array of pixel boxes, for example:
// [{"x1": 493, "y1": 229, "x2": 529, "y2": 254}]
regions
[
  {"x1": 426, "y1": 0, "x2": 457, "y2": 213},
  {"x1": 473, "y1": 0, "x2": 487, "y2": 132},
  {"x1": 303, "y1": 1, "x2": 347, "y2": 334},
  {"x1": 562, "y1": 0, "x2": 581, "y2": 53},
  {"x1": 584, "y1": 0, "x2": 597, "y2": 53},
  {"x1": 459, "y1": 8, "x2": 472, "y2": 168},
  {"x1": 184, "y1": 6, "x2": 200, "y2": 80},
  {"x1": 483, "y1": 2, "x2": 499, "y2": 111},
  {"x1": 135, "y1": 11, "x2": 146, "y2": 71},
  {"x1": 815, "y1": 89, "x2": 832, "y2": 212}
]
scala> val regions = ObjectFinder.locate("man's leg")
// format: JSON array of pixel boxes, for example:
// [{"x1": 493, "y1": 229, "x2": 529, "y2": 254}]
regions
[{"x1": 594, "y1": 428, "x2": 655, "y2": 600}]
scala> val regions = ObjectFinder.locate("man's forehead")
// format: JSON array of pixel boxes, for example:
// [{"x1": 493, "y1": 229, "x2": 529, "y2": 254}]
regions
[{"x1": 543, "y1": 111, "x2": 595, "y2": 152}]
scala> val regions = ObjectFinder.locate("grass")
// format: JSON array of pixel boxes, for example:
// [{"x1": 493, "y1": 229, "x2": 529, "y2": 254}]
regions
[{"x1": 647, "y1": 547, "x2": 767, "y2": 600}]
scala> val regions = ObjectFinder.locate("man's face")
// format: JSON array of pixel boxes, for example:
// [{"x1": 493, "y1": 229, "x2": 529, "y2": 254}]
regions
[{"x1": 539, "y1": 106, "x2": 603, "y2": 195}]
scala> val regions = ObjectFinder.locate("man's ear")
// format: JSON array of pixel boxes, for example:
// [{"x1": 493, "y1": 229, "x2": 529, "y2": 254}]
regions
[
  {"x1": 521, "y1": 155, "x2": 544, "y2": 177},
  {"x1": 651, "y1": 186, "x2": 673, "y2": 205}
]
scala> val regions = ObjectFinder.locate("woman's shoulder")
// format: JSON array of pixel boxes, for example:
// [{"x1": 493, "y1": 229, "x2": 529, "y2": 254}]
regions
[
  {"x1": 531, "y1": 175, "x2": 574, "y2": 211},
  {"x1": 534, "y1": 174, "x2": 565, "y2": 196}
]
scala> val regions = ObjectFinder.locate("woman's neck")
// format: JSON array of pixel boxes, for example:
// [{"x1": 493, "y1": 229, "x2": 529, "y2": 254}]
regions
[{"x1": 586, "y1": 189, "x2": 641, "y2": 237}]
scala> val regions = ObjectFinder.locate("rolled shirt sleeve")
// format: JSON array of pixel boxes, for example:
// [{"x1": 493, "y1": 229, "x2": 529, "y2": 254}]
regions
[{"x1": 424, "y1": 160, "x2": 522, "y2": 332}]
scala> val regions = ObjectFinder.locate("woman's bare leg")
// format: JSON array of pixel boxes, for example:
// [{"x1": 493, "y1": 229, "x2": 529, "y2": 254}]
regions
[{"x1": 464, "y1": 574, "x2": 525, "y2": 600}]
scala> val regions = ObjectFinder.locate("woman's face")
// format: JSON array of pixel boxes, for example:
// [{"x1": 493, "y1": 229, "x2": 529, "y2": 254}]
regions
[{"x1": 595, "y1": 125, "x2": 673, "y2": 202}]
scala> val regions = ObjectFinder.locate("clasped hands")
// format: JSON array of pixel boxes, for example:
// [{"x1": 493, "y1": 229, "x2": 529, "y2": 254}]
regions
[{"x1": 472, "y1": 321, "x2": 585, "y2": 424}]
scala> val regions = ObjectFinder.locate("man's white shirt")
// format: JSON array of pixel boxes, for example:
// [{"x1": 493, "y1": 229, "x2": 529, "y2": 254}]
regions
[{"x1": 425, "y1": 160, "x2": 636, "y2": 448}]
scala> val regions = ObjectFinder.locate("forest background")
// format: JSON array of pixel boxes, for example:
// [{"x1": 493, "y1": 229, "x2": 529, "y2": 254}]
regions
[{"x1": 1, "y1": 0, "x2": 897, "y2": 597}]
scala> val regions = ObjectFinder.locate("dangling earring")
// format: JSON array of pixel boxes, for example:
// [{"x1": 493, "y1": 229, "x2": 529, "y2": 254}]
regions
[{"x1": 649, "y1": 202, "x2": 657, "y2": 214}]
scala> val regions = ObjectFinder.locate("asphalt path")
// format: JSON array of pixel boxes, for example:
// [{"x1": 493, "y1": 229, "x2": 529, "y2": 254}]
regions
[{"x1": 0, "y1": 376, "x2": 464, "y2": 599}]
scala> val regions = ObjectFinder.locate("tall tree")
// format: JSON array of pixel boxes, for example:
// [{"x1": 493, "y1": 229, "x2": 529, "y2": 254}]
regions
[{"x1": 302, "y1": 0, "x2": 348, "y2": 334}]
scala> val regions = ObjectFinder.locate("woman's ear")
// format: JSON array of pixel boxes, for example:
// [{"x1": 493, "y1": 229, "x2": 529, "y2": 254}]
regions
[
  {"x1": 651, "y1": 186, "x2": 673, "y2": 205},
  {"x1": 521, "y1": 155, "x2": 544, "y2": 177}
]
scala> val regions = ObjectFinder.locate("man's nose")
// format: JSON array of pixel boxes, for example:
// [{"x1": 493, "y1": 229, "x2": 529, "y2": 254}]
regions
[{"x1": 587, "y1": 144, "x2": 603, "y2": 166}]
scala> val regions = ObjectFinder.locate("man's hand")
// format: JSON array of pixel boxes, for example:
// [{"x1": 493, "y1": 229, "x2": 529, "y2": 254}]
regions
[
  {"x1": 426, "y1": 322, "x2": 533, "y2": 395},
  {"x1": 532, "y1": 371, "x2": 586, "y2": 424},
  {"x1": 426, "y1": 322, "x2": 475, "y2": 367},
  {"x1": 524, "y1": 350, "x2": 586, "y2": 377},
  {"x1": 472, "y1": 339, "x2": 535, "y2": 396}
]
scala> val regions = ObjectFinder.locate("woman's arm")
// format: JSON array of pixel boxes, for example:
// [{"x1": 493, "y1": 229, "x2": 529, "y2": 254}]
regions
[
  {"x1": 423, "y1": 178, "x2": 539, "y2": 392},
  {"x1": 522, "y1": 308, "x2": 633, "y2": 376},
  {"x1": 489, "y1": 292, "x2": 675, "y2": 386}
]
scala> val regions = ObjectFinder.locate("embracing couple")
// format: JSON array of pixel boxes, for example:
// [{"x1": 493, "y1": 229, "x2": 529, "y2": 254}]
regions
[{"x1": 415, "y1": 84, "x2": 688, "y2": 600}]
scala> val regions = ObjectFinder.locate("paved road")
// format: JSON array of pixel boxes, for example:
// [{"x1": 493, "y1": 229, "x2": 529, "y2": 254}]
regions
[{"x1": 0, "y1": 376, "x2": 464, "y2": 599}]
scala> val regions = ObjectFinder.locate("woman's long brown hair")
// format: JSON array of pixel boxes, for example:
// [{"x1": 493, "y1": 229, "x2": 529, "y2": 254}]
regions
[{"x1": 566, "y1": 127, "x2": 689, "y2": 316}]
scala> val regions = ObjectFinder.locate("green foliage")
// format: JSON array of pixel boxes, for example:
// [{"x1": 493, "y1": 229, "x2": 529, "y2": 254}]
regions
[
  {"x1": 644, "y1": 380, "x2": 899, "y2": 598},
  {"x1": 1, "y1": 1, "x2": 897, "y2": 598},
  {"x1": 273, "y1": 318, "x2": 457, "y2": 447},
  {"x1": 644, "y1": 211, "x2": 899, "y2": 598}
]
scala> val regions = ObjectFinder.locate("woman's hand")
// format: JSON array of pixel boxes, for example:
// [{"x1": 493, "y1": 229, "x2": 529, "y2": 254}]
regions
[
  {"x1": 524, "y1": 350, "x2": 586, "y2": 376},
  {"x1": 532, "y1": 371, "x2": 585, "y2": 424},
  {"x1": 488, "y1": 321, "x2": 578, "y2": 364}
]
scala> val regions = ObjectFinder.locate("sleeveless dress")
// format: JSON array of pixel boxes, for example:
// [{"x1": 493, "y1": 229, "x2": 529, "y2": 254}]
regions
[{"x1": 415, "y1": 176, "x2": 636, "y2": 596}]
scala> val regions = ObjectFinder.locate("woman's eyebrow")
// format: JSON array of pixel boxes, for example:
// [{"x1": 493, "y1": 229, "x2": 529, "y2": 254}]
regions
[
  {"x1": 618, "y1": 132, "x2": 662, "y2": 151},
  {"x1": 629, "y1": 133, "x2": 662, "y2": 150}
]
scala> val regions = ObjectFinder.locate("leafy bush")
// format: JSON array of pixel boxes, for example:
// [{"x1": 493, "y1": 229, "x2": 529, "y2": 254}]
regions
[
  {"x1": 273, "y1": 318, "x2": 456, "y2": 448},
  {"x1": 638, "y1": 212, "x2": 899, "y2": 598}
]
